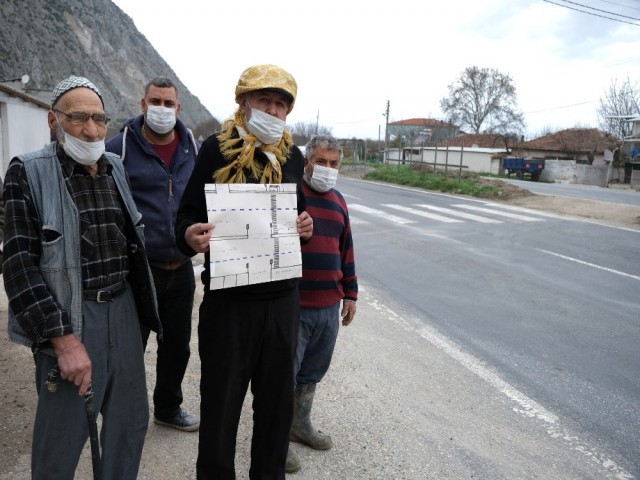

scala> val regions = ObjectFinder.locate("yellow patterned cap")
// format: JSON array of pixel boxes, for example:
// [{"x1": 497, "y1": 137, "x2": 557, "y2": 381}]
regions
[{"x1": 235, "y1": 64, "x2": 297, "y2": 113}]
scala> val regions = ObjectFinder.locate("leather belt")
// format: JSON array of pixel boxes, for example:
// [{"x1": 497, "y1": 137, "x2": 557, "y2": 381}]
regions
[
  {"x1": 83, "y1": 279, "x2": 128, "y2": 303},
  {"x1": 150, "y1": 260, "x2": 188, "y2": 271}
]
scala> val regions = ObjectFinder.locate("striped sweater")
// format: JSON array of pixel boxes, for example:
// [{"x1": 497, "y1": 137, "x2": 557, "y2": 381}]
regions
[{"x1": 300, "y1": 181, "x2": 358, "y2": 309}]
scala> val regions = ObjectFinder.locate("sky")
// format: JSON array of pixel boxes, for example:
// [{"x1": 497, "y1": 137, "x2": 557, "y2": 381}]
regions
[{"x1": 111, "y1": 0, "x2": 640, "y2": 140}]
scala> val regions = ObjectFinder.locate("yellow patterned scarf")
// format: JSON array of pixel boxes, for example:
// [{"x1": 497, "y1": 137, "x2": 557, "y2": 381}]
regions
[{"x1": 215, "y1": 110, "x2": 293, "y2": 184}]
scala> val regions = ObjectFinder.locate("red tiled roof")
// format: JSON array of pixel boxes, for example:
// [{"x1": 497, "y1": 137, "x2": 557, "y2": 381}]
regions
[
  {"x1": 389, "y1": 118, "x2": 456, "y2": 128},
  {"x1": 517, "y1": 128, "x2": 620, "y2": 153}
]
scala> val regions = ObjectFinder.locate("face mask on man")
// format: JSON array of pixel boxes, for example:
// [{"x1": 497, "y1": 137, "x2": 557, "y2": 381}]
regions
[
  {"x1": 57, "y1": 121, "x2": 105, "y2": 166},
  {"x1": 145, "y1": 105, "x2": 176, "y2": 134},
  {"x1": 308, "y1": 164, "x2": 338, "y2": 193},
  {"x1": 246, "y1": 107, "x2": 285, "y2": 145}
]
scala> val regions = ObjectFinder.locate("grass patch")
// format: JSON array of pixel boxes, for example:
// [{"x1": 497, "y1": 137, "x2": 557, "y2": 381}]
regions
[{"x1": 363, "y1": 164, "x2": 502, "y2": 198}]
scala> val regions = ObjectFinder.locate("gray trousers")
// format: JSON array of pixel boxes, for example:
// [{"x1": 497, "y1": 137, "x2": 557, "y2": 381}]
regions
[{"x1": 31, "y1": 286, "x2": 148, "y2": 480}]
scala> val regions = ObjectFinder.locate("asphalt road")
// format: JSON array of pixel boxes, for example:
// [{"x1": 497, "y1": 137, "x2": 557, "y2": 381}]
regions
[
  {"x1": 2, "y1": 177, "x2": 638, "y2": 479},
  {"x1": 341, "y1": 176, "x2": 639, "y2": 479},
  {"x1": 496, "y1": 177, "x2": 640, "y2": 206}
]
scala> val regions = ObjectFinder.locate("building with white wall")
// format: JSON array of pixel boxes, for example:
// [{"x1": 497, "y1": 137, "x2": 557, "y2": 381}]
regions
[
  {"x1": 385, "y1": 146, "x2": 507, "y2": 174},
  {"x1": 0, "y1": 80, "x2": 51, "y2": 175}
]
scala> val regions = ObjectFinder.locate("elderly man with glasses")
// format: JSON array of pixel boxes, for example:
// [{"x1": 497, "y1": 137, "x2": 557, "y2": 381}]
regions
[{"x1": 3, "y1": 75, "x2": 161, "y2": 480}]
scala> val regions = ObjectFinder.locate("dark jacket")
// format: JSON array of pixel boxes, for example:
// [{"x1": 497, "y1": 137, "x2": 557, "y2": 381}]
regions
[
  {"x1": 106, "y1": 115, "x2": 198, "y2": 265},
  {"x1": 5, "y1": 143, "x2": 161, "y2": 350},
  {"x1": 175, "y1": 131, "x2": 306, "y2": 299}
]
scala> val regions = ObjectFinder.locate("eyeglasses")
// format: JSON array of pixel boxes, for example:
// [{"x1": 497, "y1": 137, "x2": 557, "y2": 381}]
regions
[{"x1": 53, "y1": 109, "x2": 110, "y2": 126}]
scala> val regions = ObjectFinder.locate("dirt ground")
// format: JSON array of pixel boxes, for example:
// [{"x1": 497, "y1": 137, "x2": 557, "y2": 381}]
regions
[
  {"x1": 477, "y1": 178, "x2": 640, "y2": 230},
  {"x1": 0, "y1": 175, "x2": 638, "y2": 479}
]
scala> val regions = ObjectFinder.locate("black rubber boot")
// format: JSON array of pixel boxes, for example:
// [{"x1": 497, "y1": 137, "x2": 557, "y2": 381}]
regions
[
  {"x1": 289, "y1": 383, "x2": 332, "y2": 450},
  {"x1": 285, "y1": 443, "x2": 301, "y2": 473}
]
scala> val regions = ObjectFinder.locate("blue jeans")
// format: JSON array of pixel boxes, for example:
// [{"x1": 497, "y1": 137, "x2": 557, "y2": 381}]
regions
[
  {"x1": 294, "y1": 302, "x2": 341, "y2": 385},
  {"x1": 142, "y1": 261, "x2": 195, "y2": 418}
]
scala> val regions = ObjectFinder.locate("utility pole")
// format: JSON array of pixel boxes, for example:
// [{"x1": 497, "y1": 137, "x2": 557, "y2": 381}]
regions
[
  {"x1": 315, "y1": 110, "x2": 319, "y2": 135},
  {"x1": 383, "y1": 100, "x2": 390, "y2": 163}
]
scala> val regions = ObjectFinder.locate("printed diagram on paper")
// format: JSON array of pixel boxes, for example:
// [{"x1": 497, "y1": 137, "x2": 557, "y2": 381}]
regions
[{"x1": 204, "y1": 183, "x2": 301, "y2": 290}]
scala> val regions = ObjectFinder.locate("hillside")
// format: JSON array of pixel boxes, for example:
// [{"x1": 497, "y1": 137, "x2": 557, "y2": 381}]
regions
[{"x1": 0, "y1": 0, "x2": 219, "y2": 137}]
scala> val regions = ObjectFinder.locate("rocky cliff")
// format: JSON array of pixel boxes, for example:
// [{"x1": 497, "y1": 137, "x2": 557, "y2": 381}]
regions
[{"x1": 0, "y1": 0, "x2": 219, "y2": 137}]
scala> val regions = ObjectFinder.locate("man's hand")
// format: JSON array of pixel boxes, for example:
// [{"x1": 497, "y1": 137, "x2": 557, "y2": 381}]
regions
[
  {"x1": 185, "y1": 222, "x2": 214, "y2": 253},
  {"x1": 50, "y1": 334, "x2": 92, "y2": 396},
  {"x1": 297, "y1": 212, "x2": 313, "y2": 240},
  {"x1": 341, "y1": 300, "x2": 356, "y2": 326}
]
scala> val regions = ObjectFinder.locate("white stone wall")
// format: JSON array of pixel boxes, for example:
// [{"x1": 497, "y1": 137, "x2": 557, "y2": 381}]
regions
[{"x1": 0, "y1": 95, "x2": 50, "y2": 175}]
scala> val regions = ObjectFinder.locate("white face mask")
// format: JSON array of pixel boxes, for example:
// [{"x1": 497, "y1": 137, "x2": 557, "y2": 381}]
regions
[
  {"x1": 57, "y1": 122, "x2": 105, "y2": 166},
  {"x1": 145, "y1": 105, "x2": 176, "y2": 134},
  {"x1": 246, "y1": 107, "x2": 285, "y2": 145},
  {"x1": 308, "y1": 164, "x2": 338, "y2": 193}
]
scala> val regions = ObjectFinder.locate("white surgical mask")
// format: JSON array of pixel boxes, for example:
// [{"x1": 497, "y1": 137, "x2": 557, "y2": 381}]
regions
[
  {"x1": 57, "y1": 121, "x2": 105, "y2": 166},
  {"x1": 246, "y1": 108, "x2": 285, "y2": 145},
  {"x1": 145, "y1": 105, "x2": 176, "y2": 134},
  {"x1": 308, "y1": 164, "x2": 338, "y2": 193}
]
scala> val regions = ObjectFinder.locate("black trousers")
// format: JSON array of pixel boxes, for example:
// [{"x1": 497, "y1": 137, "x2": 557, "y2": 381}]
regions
[
  {"x1": 141, "y1": 262, "x2": 196, "y2": 418},
  {"x1": 196, "y1": 288, "x2": 299, "y2": 480}
]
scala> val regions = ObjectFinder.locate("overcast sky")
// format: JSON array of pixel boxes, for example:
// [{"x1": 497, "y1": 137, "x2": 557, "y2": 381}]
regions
[{"x1": 111, "y1": 0, "x2": 640, "y2": 140}]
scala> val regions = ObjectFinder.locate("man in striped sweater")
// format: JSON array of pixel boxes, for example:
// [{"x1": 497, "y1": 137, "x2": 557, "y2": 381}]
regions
[{"x1": 286, "y1": 135, "x2": 358, "y2": 473}]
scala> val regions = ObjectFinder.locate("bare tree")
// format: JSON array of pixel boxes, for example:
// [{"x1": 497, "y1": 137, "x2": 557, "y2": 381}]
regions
[
  {"x1": 597, "y1": 76, "x2": 640, "y2": 139},
  {"x1": 440, "y1": 66, "x2": 525, "y2": 135},
  {"x1": 289, "y1": 121, "x2": 333, "y2": 146}
]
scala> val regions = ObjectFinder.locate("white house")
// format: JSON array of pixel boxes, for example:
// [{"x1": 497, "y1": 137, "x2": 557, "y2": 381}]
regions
[
  {"x1": 0, "y1": 80, "x2": 51, "y2": 175},
  {"x1": 385, "y1": 146, "x2": 508, "y2": 174}
]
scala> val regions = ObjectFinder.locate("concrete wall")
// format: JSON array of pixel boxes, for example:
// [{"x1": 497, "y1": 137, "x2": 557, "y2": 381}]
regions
[
  {"x1": 541, "y1": 159, "x2": 610, "y2": 186},
  {"x1": 0, "y1": 94, "x2": 50, "y2": 175}
]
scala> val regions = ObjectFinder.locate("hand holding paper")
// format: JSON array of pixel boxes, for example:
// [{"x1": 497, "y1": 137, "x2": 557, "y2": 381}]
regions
[{"x1": 185, "y1": 222, "x2": 214, "y2": 253}]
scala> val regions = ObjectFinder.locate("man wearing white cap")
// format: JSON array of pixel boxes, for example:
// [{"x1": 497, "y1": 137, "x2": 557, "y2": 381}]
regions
[
  {"x1": 3, "y1": 75, "x2": 161, "y2": 479},
  {"x1": 176, "y1": 64, "x2": 313, "y2": 479}
]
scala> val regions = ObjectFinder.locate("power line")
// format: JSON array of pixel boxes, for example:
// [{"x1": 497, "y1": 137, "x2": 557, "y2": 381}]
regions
[
  {"x1": 526, "y1": 87, "x2": 640, "y2": 114},
  {"x1": 542, "y1": 0, "x2": 640, "y2": 25},
  {"x1": 526, "y1": 100, "x2": 596, "y2": 115},
  {"x1": 597, "y1": 0, "x2": 640, "y2": 12},
  {"x1": 556, "y1": 0, "x2": 640, "y2": 20}
]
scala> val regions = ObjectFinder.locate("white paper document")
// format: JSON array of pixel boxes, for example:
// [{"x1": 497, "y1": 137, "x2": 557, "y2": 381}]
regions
[{"x1": 204, "y1": 183, "x2": 301, "y2": 290}]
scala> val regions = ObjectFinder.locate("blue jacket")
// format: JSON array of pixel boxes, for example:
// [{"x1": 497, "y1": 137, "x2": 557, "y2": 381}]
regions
[{"x1": 106, "y1": 115, "x2": 198, "y2": 265}]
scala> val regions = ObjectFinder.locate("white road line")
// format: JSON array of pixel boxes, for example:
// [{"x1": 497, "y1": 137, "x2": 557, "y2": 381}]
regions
[
  {"x1": 348, "y1": 215, "x2": 369, "y2": 225},
  {"x1": 349, "y1": 204, "x2": 416, "y2": 225},
  {"x1": 536, "y1": 249, "x2": 640, "y2": 281},
  {"x1": 367, "y1": 292, "x2": 633, "y2": 480},
  {"x1": 482, "y1": 203, "x2": 561, "y2": 219},
  {"x1": 415, "y1": 204, "x2": 503, "y2": 223},
  {"x1": 383, "y1": 204, "x2": 463, "y2": 223},
  {"x1": 453, "y1": 204, "x2": 545, "y2": 222}
]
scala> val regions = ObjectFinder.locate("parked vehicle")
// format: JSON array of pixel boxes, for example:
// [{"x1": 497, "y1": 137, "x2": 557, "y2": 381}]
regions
[{"x1": 503, "y1": 157, "x2": 545, "y2": 181}]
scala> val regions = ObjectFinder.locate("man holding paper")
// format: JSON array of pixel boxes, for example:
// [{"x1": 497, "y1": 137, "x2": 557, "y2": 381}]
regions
[{"x1": 175, "y1": 64, "x2": 312, "y2": 479}]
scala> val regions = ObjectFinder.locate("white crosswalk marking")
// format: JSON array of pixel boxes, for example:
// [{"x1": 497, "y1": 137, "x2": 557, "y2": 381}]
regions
[
  {"x1": 349, "y1": 204, "x2": 417, "y2": 225},
  {"x1": 348, "y1": 215, "x2": 369, "y2": 225},
  {"x1": 453, "y1": 204, "x2": 545, "y2": 222},
  {"x1": 414, "y1": 204, "x2": 503, "y2": 223},
  {"x1": 383, "y1": 204, "x2": 463, "y2": 223},
  {"x1": 349, "y1": 202, "x2": 547, "y2": 226}
]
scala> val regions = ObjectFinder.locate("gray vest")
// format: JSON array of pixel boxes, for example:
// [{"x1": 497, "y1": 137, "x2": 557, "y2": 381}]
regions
[{"x1": 7, "y1": 142, "x2": 161, "y2": 349}]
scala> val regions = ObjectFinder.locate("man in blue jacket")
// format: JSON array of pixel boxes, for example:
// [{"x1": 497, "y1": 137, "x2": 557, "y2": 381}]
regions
[{"x1": 106, "y1": 76, "x2": 199, "y2": 432}]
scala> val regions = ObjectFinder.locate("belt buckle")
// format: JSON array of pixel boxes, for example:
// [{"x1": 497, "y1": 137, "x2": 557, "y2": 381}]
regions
[{"x1": 96, "y1": 291, "x2": 109, "y2": 303}]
